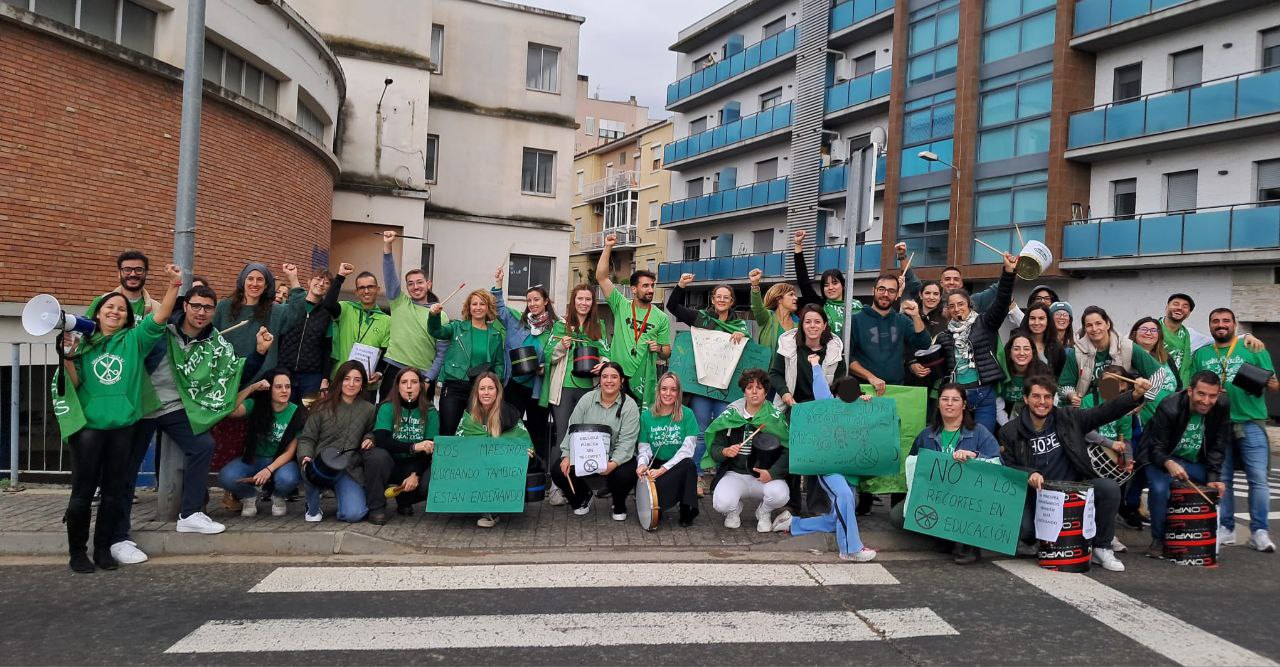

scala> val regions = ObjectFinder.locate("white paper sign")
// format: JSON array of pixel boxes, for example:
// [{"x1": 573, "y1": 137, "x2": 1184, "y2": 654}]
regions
[
  {"x1": 1034, "y1": 489, "x2": 1066, "y2": 542},
  {"x1": 570, "y1": 430, "x2": 610, "y2": 476},
  {"x1": 690, "y1": 327, "x2": 746, "y2": 390},
  {"x1": 348, "y1": 342, "x2": 382, "y2": 378},
  {"x1": 1082, "y1": 488, "x2": 1097, "y2": 540}
]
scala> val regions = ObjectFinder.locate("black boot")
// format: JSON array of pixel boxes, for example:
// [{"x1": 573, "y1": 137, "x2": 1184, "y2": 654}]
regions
[
  {"x1": 93, "y1": 547, "x2": 119, "y2": 571},
  {"x1": 65, "y1": 501, "x2": 93, "y2": 574},
  {"x1": 953, "y1": 543, "x2": 980, "y2": 565},
  {"x1": 69, "y1": 552, "x2": 95, "y2": 573},
  {"x1": 679, "y1": 503, "x2": 699, "y2": 527}
]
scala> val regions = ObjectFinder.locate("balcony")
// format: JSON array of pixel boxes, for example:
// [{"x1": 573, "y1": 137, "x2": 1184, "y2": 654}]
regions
[
  {"x1": 1070, "y1": 0, "x2": 1272, "y2": 51},
  {"x1": 582, "y1": 171, "x2": 639, "y2": 202},
  {"x1": 1061, "y1": 202, "x2": 1280, "y2": 268},
  {"x1": 656, "y1": 243, "x2": 881, "y2": 285},
  {"x1": 665, "y1": 26, "x2": 798, "y2": 111},
  {"x1": 663, "y1": 101, "x2": 794, "y2": 169},
  {"x1": 819, "y1": 155, "x2": 887, "y2": 194},
  {"x1": 660, "y1": 176, "x2": 788, "y2": 227},
  {"x1": 595, "y1": 284, "x2": 633, "y2": 301},
  {"x1": 825, "y1": 66, "x2": 892, "y2": 120},
  {"x1": 829, "y1": 0, "x2": 894, "y2": 46},
  {"x1": 576, "y1": 226, "x2": 639, "y2": 253},
  {"x1": 1066, "y1": 68, "x2": 1280, "y2": 161},
  {"x1": 814, "y1": 242, "x2": 883, "y2": 274}
]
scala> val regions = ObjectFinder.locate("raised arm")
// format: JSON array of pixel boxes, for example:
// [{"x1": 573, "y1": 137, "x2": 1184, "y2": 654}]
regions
[
  {"x1": 595, "y1": 233, "x2": 617, "y2": 298},
  {"x1": 382, "y1": 231, "x2": 403, "y2": 301},
  {"x1": 150, "y1": 263, "x2": 184, "y2": 324},
  {"x1": 665, "y1": 275, "x2": 701, "y2": 327},
  {"x1": 791, "y1": 230, "x2": 821, "y2": 307},
  {"x1": 322, "y1": 264, "x2": 352, "y2": 319},
  {"x1": 978, "y1": 254, "x2": 1018, "y2": 332}
]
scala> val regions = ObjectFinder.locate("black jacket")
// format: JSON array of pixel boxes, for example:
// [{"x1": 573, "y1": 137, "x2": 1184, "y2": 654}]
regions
[
  {"x1": 276, "y1": 299, "x2": 332, "y2": 376},
  {"x1": 998, "y1": 391, "x2": 1143, "y2": 479},
  {"x1": 936, "y1": 268, "x2": 1015, "y2": 387},
  {"x1": 1139, "y1": 390, "x2": 1229, "y2": 483}
]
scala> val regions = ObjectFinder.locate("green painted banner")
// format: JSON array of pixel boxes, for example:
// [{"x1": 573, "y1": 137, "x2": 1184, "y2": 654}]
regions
[
  {"x1": 858, "y1": 385, "x2": 927, "y2": 495},
  {"x1": 425, "y1": 436, "x2": 529, "y2": 514},
  {"x1": 788, "y1": 397, "x2": 901, "y2": 477},
  {"x1": 667, "y1": 331, "x2": 774, "y2": 402},
  {"x1": 903, "y1": 448, "x2": 1029, "y2": 555}
]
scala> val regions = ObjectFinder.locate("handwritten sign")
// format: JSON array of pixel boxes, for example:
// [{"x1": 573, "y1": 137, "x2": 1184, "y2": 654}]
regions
[
  {"x1": 668, "y1": 331, "x2": 773, "y2": 402},
  {"x1": 690, "y1": 327, "x2": 747, "y2": 390},
  {"x1": 789, "y1": 398, "x2": 901, "y2": 477},
  {"x1": 426, "y1": 436, "x2": 528, "y2": 513},
  {"x1": 348, "y1": 342, "x2": 381, "y2": 378},
  {"x1": 1035, "y1": 489, "x2": 1066, "y2": 542},
  {"x1": 904, "y1": 449, "x2": 1029, "y2": 554},
  {"x1": 570, "y1": 430, "x2": 610, "y2": 476},
  {"x1": 859, "y1": 385, "x2": 928, "y2": 495}
]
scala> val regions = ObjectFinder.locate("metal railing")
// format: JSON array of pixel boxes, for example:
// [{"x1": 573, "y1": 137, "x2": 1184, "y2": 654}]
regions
[
  {"x1": 826, "y1": 66, "x2": 892, "y2": 114},
  {"x1": 1073, "y1": 0, "x2": 1191, "y2": 35},
  {"x1": 1068, "y1": 67, "x2": 1280, "y2": 149},
  {"x1": 1062, "y1": 202, "x2": 1280, "y2": 260},
  {"x1": 4, "y1": 342, "x2": 68, "y2": 485},
  {"x1": 663, "y1": 101, "x2": 794, "y2": 165},
  {"x1": 661, "y1": 176, "x2": 789, "y2": 225},
  {"x1": 595, "y1": 284, "x2": 633, "y2": 301},
  {"x1": 830, "y1": 0, "x2": 894, "y2": 33},
  {"x1": 819, "y1": 155, "x2": 887, "y2": 193},
  {"x1": 657, "y1": 242, "x2": 883, "y2": 284},
  {"x1": 578, "y1": 226, "x2": 639, "y2": 251},
  {"x1": 582, "y1": 170, "x2": 640, "y2": 201},
  {"x1": 666, "y1": 26, "x2": 798, "y2": 107}
]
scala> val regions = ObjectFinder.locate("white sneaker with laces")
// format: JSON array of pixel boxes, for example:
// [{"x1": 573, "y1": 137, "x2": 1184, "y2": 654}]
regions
[
  {"x1": 1250, "y1": 529, "x2": 1276, "y2": 553},
  {"x1": 240, "y1": 501, "x2": 257, "y2": 518},
  {"x1": 1111, "y1": 536, "x2": 1127, "y2": 553},
  {"x1": 772, "y1": 510, "x2": 793, "y2": 533},
  {"x1": 724, "y1": 506, "x2": 742, "y2": 529},
  {"x1": 611, "y1": 512, "x2": 627, "y2": 521},
  {"x1": 109, "y1": 540, "x2": 148, "y2": 565},
  {"x1": 755, "y1": 507, "x2": 773, "y2": 533},
  {"x1": 476, "y1": 514, "x2": 499, "y2": 528},
  {"x1": 305, "y1": 509, "x2": 323, "y2": 522},
  {"x1": 547, "y1": 486, "x2": 568, "y2": 506},
  {"x1": 1091, "y1": 547, "x2": 1125, "y2": 572},
  {"x1": 176, "y1": 511, "x2": 226, "y2": 535},
  {"x1": 1218, "y1": 524, "x2": 1237, "y2": 546},
  {"x1": 572, "y1": 501, "x2": 592, "y2": 516},
  {"x1": 839, "y1": 548, "x2": 877, "y2": 563},
  {"x1": 271, "y1": 496, "x2": 287, "y2": 517}
]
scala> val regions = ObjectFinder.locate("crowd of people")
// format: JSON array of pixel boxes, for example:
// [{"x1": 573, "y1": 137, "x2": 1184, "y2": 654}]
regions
[{"x1": 52, "y1": 232, "x2": 1277, "y2": 574}]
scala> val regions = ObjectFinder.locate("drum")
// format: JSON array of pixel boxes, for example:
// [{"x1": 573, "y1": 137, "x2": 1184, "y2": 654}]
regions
[
  {"x1": 303, "y1": 446, "x2": 351, "y2": 488},
  {"x1": 747, "y1": 433, "x2": 783, "y2": 475},
  {"x1": 572, "y1": 345, "x2": 600, "y2": 378},
  {"x1": 1088, "y1": 443, "x2": 1133, "y2": 485},
  {"x1": 1232, "y1": 362, "x2": 1274, "y2": 398},
  {"x1": 510, "y1": 346, "x2": 540, "y2": 377},
  {"x1": 1164, "y1": 482, "x2": 1219, "y2": 567},
  {"x1": 913, "y1": 344, "x2": 946, "y2": 371},
  {"x1": 1015, "y1": 240, "x2": 1053, "y2": 280},
  {"x1": 636, "y1": 474, "x2": 660, "y2": 531},
  {"x1": 1038, "y1": 481, "x2": 1092, "y2": 573},
  {"x1": 525, "y1": 470, "x2": 548, "y2": 503}
]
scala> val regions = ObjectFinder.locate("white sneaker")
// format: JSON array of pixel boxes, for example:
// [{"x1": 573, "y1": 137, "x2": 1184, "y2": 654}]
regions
[
  {"x1": 547, "y1": 487, "x2": 568, "y2": 506},
  {"x1": 109, "y1": 540, "x2": 148, "y2": 565},
  {"x1": 1092, "y1": 547, "x2": 1125, "y2": 572},
  {"x1": 240, "y1": 501, "x2": 257, "y2": 518},
  {"x1": 1250, "y1": 529, "x2": 1276, "y2": 553},
  {"x1": 572, "y1": 500, "x2": 592, "y2": 516},
  {"x1": 305, "y1": 509, "x2": 323, "y2": 522},
  {"x1": 176, "y1": 511, "x2": 226, "y2": 535},
  {"x1": 1111, "y1": 536, "x2": 1127, "y2": 553},
  {"x1": 755, "y1": 508, "x2": 773, "y2": 533},
  {"x1": 1218, "y1": 525, "x2": 1237, "y2": 546},
  {"x1": 476, "y1": 514, "x2": 499, "y2": 528},
  {"x1": 839, "y1": 548, "x2": 877, "y2": 563},
  {"x1": 271, "y1": 496, "x2": 287, "y2": 517},
  {"x1": 724, "y1": 506, "x2": 742, "y2": 529},
  {"x1": 772, "y1": 510, "x2": 793, "y2": 533},
  {"x1": 611, "y1": 511, "x2": 627, "y2": 521}
]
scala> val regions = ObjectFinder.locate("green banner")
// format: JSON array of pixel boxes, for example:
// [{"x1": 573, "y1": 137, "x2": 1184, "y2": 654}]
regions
[
  {"x1": 426, "y1": 436, "x2": 529, "y2": 514},
  {"x1": 667, "y1": 331, "x2": 773, "y2": 402},
  {"x1": 859, "y1": 385, "x2": 928, "y2": 494},
  {"x1": 903, "y1": 449, "x2": 1028, "y2": 555},
  {"x1": 789, "y1": 397, "x2": 901, "y2": 477}
]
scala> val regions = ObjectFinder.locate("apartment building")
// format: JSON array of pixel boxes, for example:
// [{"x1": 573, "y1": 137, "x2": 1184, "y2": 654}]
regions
[{"x1": 574, "y1": 75, "x2": 652, "y2": 153}]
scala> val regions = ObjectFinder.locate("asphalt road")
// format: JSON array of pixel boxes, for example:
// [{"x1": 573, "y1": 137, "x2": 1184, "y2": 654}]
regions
[{"x1": 1, "y1": 545, "x2": 1276, "y2": 666}]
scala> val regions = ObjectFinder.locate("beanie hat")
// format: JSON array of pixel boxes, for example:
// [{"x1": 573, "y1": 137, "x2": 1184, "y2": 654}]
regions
[
  {"x1": 1048, "y1": 301, "x2": 1072, "y2": 318},
  {"x1": 237, "y1": 262, "x2": 276, "y2": 299}
]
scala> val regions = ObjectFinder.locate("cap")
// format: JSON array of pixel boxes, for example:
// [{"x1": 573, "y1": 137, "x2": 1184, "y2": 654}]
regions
[{"x1": 1167, "y1": 293, "x2": 1195, "y2": 311}]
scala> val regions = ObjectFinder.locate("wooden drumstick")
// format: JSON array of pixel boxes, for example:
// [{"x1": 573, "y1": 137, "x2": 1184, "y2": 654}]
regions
[
  {"x1": 438, "y1": 282, "x2": 467, "y2": 307},
  {"x1": 738, "y1": 423, "x2": 767, "y2": 450},
  {"x1": 217, "y1": 319, "x2": 252, "y2": 336},
  {"x1": 1189, "y1": 483, "x2": 1216, "y2": 508},
  {"x1": 1103, "y1": 371, "x2": 1138, "y2": 385},
  {"x1": 974, "y1": 238, "x2": 1004, "y2": 256},
  {"x1": 1014, "y1": 224, "x2": 1025, "y2": 247},
  {"x1": 900, "y1": 252, "x2": 914, "y2": 276}
]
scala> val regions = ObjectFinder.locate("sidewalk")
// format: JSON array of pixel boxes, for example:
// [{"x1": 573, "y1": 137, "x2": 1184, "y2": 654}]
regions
[{"x1": 0, "y1": 487, "x2": 936, "y2": 557}]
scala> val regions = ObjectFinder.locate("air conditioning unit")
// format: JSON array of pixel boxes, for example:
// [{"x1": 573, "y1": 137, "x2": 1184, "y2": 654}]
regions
[
  {"x1": 834, "y1": 59, "x2": 854, "y2": 83},
  {"x1": 827, "y1": 217, "x2": 845, "y2": 239},
  {"x1": 830, "y1": 141, "x2": 849, "y2": 164}
]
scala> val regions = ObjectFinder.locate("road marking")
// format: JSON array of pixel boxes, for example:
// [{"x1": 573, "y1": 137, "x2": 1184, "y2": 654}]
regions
[
  {"x1": 165, "y1": 609, "x2": 957, "y2": 654},
  {"x1": 249, "y1": 563, "x2": 900, "y2": 593},
  {"x1": 1233, "y1": 512, "x2": 1280, "y2": 522},
  {"x1": 997, "y1": 560, "x2": 1277, "y2": 667}
]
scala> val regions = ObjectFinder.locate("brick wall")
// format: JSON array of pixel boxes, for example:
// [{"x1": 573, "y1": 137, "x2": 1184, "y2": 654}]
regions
[{"x1": 0, "y1": 20, "x2": 335, "y2": 306}]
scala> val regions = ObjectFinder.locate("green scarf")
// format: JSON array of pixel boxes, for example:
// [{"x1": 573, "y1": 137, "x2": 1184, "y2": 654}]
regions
[
  {"x1": 700, "y1": 401, "x2": 790, "y2": 469},
  {"x1": 824, "y1": 299, "x2": 862, "y2": 336},
  {"x1": 50, "y1": 369, "x2": 86, "y2": 441},
  {"x1": 456, "y1": 411, "x2": 531, "y2": 443},
  {"x1": 168, "y1": 332, "x2": 247, "y2": 434},
  {"x1": 696, "y1": 310, "x2": 749, "y2": 335}
]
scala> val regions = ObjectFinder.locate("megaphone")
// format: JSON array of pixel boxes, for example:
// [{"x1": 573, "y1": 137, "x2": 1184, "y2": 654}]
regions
[{"x1": 22, "y1": 294, "x2": 96, "y2": 337}]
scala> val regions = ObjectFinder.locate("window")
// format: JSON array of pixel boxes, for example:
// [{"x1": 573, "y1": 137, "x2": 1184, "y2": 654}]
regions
[
  {"x1": 296, "y1": 100, "x2": 323, "y2": 139},
  {"x1": 650, "y1": 145, "x2": 662, "y2": 172},
  {"x1": 572, "y1": 218, "x2": 582, "y2": 244},
  {"x1": 1265, "y1": 28, "x2": 1280, "y2": 70},
  {"x1": 907, "y1": 0, "x2": 959, "y2": 85},
  {"x1": 900, "y1": 90, "x2": 955, "y2": 177},
  {"x1": 430, "y1": 24, "x2": 444, "y2": 73},
  {"x1": 1112, "y1": 179, "x2": 1136, "y2": 219},
  {"x1": 1258, "y1": 159, "x2": 1280, "y2": 202},
  {"x1": 689, "y1": 117, "x2": 708, "y2": 135},
  {"x1": 599, "y1": 119, "x2": 626, "y2": 141},
  {"x1": 977, "y1": 64, "x2": 1052, "y2": 163},
  {"x1": 521, "y1": 148, "x2": 555, "y2": 195},
  {"x1": 575, "y1": 171, "x2": 584, "y2": 194},
  {"x1": 972, "y1": 171, "x2": 1047, "y2": 262},
  {"x1": 897, "y1": 185, "x2": 951, "y2": 266},
  {"x1": 584, "y1": 117, "x2": 596, "y2": 136},
  {"x1": 981, "y1": 4, "x2": 1055, "y2": 64},
  {"x1": 683, "y1": 240, "x2": 701, "y2": 261},
  {"x1": 759, "y1": 87, "x2": 783, "y2": 110},
  {"x1": 853, "y1": 52, "x2": 877, "y2": 77},
  {"x1": 1171, "y1": 48, "x2": 1202, "y2": 89},
  {"x1": 603, "y1": 190, "x2": 638, "y2": 229},
  {"x1": 27, "y1": 0, "x2": 156, "y2": 55},
  {"x1": 762, "y1": 16, "x2": 787, "y2": 39},
  {"x1": 203, "y1": 40, "x2": 280, "y2": 111},
  {"x1": 1113, "y1": 63, "x2": 1142, "y2": 102},
  {"x1": 753, "y1": 229, "x2": 774, "y2": 253},
  {"x1": 686, "y1": 177, "x2": 704, "y2": 198},
  {"x1": 508, "y1": 255, "x2": 553, "y2": 294},
  {"x1": 755, "y1": 158, "x2": 779, "y2": 181},
  {"x1": 693, "y1": 52, "x2": 717, "y2": 70},
  {"x1": 648, "y1": 201, "x2": 659, "y2": 228},
  {"x1": 526, "y1": 43, "x2": 560, "y2": 93},
  {"x1": 618, "y1": 150, "x2": 628, "y2": 167},
  {"x1": 419, "y1": 244, "x2": 435, "y2": 280},
  {"x1": 425, "y1": 135, "x2": 439, "y2": 183},
  {"x1": 1165, "y1": 170, "x2": 1197, "y2": 211}
]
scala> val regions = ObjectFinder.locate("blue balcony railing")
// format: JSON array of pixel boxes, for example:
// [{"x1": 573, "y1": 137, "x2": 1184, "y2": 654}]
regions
[
  {"x1": 666, "y1": 27, "x2": 798, "y2": 107},
  {"x1": 657, "y1": 251, "x2": 787, "y2": 284},
  {"x1": 815, "y1": 242, "x2": 882, "y2": 273},
  {"x1": 1068, "y1": 68, "x2": 1280, "y2": 149},
  {"x1": 830, "y1": 0, "x2": 894, "y2": 33},
  {"x1": 1062, "y1": 203, "x2": 1280, "y2": 260},
  {"x1": 1073, "y1": 0, "x2": 1190, "y2": 35},
  {"x1": 661, "y1": 176, "x2": 789, "y2": 225},
  {"x1": 819, "y1": 155, "x2": 887, "y2": 193},
  {"x1": 664, "y1": 102, "x2": 794, "y2": 165},
  {"x1": 826, "y1": 66, "x2": 892, "y2": 114}
]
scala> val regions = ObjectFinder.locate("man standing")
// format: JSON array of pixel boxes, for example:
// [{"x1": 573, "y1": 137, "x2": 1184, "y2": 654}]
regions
[
  {"x1": 1140, "y1": 370, "x2": 1230, "y2": 559},
  {"x1": 596, "y1": 233, "x2": 670, "y2": 409},
  {"x1": 87, "y1": 250, "x2": 159, "y2": 318},
  {"x1": 846, "y1": 273, "x2": 929, "y2": 396},
  {"x1": 1161, "y1": 294, "x2": 1263, "y2": 386},
  {"x1": 998, "y1": 374, "x2": 1152, "y2": 572},
  {"x1": 380, "y1": 230, "x2": 448, "y2": 401},
  {"x1": 1190, "y1": 308, "x2": 1278, "y2": 552},
  {"x1": 324, "y1": 263, "x2": 392, "y2": 389},
  {"x1": 276, "y1": 269, "x2": 334, "y2": 402}
]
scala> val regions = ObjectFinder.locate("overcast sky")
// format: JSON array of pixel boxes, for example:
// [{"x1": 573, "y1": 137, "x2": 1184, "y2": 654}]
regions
[{"x1": 522, "y1": 0, "x2": 729, "y2": 118}]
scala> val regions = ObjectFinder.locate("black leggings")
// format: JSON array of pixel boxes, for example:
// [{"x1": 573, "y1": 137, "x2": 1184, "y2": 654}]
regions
[
  {"x1": 438, "y1": 380, "x2": 474, "y2": 437},
  {"x1": 503, "y1": 380, "x2": 552, "y2": 464},
  {"x1": 66, "y1": 426, "x2": 136, "y2": 554}
]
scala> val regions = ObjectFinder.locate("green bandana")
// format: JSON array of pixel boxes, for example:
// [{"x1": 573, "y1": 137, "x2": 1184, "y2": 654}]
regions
[
  {"x1": 700, "y1": 401, "x2": 790, "y2": 469},
  {"x1": 168, "y1": 332, "x2": 247, "y2": 434},
  {"x1": 696, "y1": 311, "x2": 749, "y2": 335},
  {"x1": 50, "y1": 369, "x2": 87, "y2": 441}
]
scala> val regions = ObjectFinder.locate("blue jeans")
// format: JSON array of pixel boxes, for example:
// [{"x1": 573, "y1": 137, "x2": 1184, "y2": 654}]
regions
[
  {"x1": 117, "y1": 409, "x2": 214, "y2": 542},
  {"x1": 790, "y1": 474, "x2": 863, "y2": 555},
  {"x1": 1221, "y1": 421, "x2": 1271, "y2": 532},
  {"x1": 218, "y1": 457, "x2": 301, "y2": 500},
  {"x1": 1146, "y1": 458, "x2": 1207, "y2": 539},
  {"x1": 304, "y1": 471, "x2": 368, "y2": 522},
  {"x1": 690, "y1": 395, "x2": 728, "y2": 473},
  {"x1": 966, "y1": 386, "x2": 997, "y2": 437}
]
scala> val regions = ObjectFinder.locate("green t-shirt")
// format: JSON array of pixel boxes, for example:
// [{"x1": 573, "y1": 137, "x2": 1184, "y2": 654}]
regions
[
  {"x1": 1160, "y1": 319, "x2": 1192, "y2": 384},
  {"x1": 387, "y1": 292, "x2": 445, "y2": 369},
  {"x1": 938, "y1": 428, "x2": 962, "y2": 454},
  {"x1": 242, "y1": 399, "x2": 297, "y2": 458},
  {"x1": 330, "y1": 302, "x2": 392, "y2": 364},
  {"x1": 73, "y1": 315, "x2": 166, "y2": 430},
  {"x1": 1191, "y1": 340, "x2": 1275, "y2": 422},
  {"x1": 999, "y1": 375, "x2": 1026, "y2": 420},
  {"x1": 639, "y1": 406, "x2": 699, "y2": 465},
  {"x1": 470, "y1": 326, "x2": 491, "y2": 371},
  {"x1": 1081, "y1": 393, "x2": 1133, "y2": 441},
  {"x1": 549, "y1": 319, "x2": 607, "y2": 391},
  {"x1": 1172, "y1": 413, "x2": 1204, "y2": 461},
  {"x1": 374, "y1": 402, "x2": 439, "y2": 458},
  {"x1": 605, "y1": 287, "x2": 670, "y2": 378},
  {"x1": 822, "y1": 299, "x2": 863, "y2": 337}
]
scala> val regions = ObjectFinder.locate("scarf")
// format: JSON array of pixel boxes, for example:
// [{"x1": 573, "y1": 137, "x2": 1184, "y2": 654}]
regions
[
  {"x1": 527, "y1": 311, "x2": 553, "y2": 336},
  {"x1": 696, "y1": 310, "x2": 748, "y2": 335},
  {"x1": 50, "y1": 369, "x2": 87, "y2": 440},
  {"x1": 700, "y1": 399, "x2": 790, "y2": 470},
  {"x1": 947, "y1": 311, "x2": 979, "y2": 374},
  {"x1": 168, "y1": 330, "x2": 247, "y2": 434}
]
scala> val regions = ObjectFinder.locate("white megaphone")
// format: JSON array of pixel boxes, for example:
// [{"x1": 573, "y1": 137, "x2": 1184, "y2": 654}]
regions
[{"x1": 22, "y1": 294, "x2": 96, "y2": 337}]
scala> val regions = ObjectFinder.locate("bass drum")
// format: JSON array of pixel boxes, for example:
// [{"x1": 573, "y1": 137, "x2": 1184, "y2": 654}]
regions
[{"x1": 636, "y1": 474, "x2": 660, "y2": 531}]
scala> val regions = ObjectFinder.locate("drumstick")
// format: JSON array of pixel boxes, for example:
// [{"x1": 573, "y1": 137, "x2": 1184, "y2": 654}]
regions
[
  {"x1": 974, "y1": 238, "x2": 1004, "y2": 256},
  {"x1": 438, "y1": 282, "x2": 467, "y2": 307},
  {"x1": 1014, "y1": 224, "x2": 1025, "y2": 247},
  {"x1": 1103, "y1": 371, "x2": 1138, "y2": 385},
  {"x1": 900, "y1": 252, "x2": 914, "y2": 276},
  {"x1": 738, "y1": 423, "x2": 767, "y2": 449},
  {"x1": 371, "y1": 231, "x2": 425, "y2": 241},
  {"x1": 1190, "y1": 484, "x2": 1217, "y2": 508},
  {"x1": 217, "y1": 319, "x2": 252, "y2": 336}
]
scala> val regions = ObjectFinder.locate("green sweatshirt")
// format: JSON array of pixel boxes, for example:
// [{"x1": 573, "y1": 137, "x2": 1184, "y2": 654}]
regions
[{"x1": 73, "y1": 314, "x2": 166, "y2": 430}]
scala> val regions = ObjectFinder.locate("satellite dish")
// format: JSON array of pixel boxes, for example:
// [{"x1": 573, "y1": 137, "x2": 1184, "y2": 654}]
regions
[{"x1": 21, "y1": 294, "x2": 95, "y2": 337}]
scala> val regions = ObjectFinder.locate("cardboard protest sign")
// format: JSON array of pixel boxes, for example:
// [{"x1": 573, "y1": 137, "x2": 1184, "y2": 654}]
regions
[
  {"x1": 668, "y1": 331, "x2": 773, "y2": 401},
  {"x1": 690, "y1": 327, "x2": 746, "y2": 390},
  {"x1": 788, "y1": 397, "x2": 901, "y2": 477},
  {"x1": 426, "y1": 436, "x2": 528, "y2": 513},
  {"x1": 570, "y1": 429, "x2": 610, "y2": 476},
  {"x1": 859, "y1": 385, "x2": 928, "y2": 494},
  {"x1": 904, "y1": 449, "x2": 1029, "y2": 555}
]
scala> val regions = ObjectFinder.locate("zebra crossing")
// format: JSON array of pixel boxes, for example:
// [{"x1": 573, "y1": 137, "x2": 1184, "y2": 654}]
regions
[{"x1": 1229, "y1": 467, "x2": 1280, "y2": 523}]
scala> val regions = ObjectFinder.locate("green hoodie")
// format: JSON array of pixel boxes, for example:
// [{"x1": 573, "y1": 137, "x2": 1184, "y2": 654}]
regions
[{"x1": 72, "y1": 314, "x2": 166, "y2": 430}]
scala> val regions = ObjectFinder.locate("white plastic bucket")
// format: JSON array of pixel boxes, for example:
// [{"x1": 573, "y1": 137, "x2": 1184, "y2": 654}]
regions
[{"x1": 1016, "y1": 240, "x2": 1053, "y2": 280}]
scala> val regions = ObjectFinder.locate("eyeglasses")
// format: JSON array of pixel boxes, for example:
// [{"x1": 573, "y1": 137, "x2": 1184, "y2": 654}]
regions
[
  {"x1": 119, "y1": 267, "x2": 147, "y2": 275},
  {"x1": 1135, "y1": 327, "x2": 1159, "y2": 334},
  {"x1": 186, "y1": 302, "x2": 215, "y2": 313},
  {"x1": 355, "y1": 285, "x2": 378, "y2": 292},
  {"x1": 874, "y1": 286, "x2": 898, "y2": 294}
]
